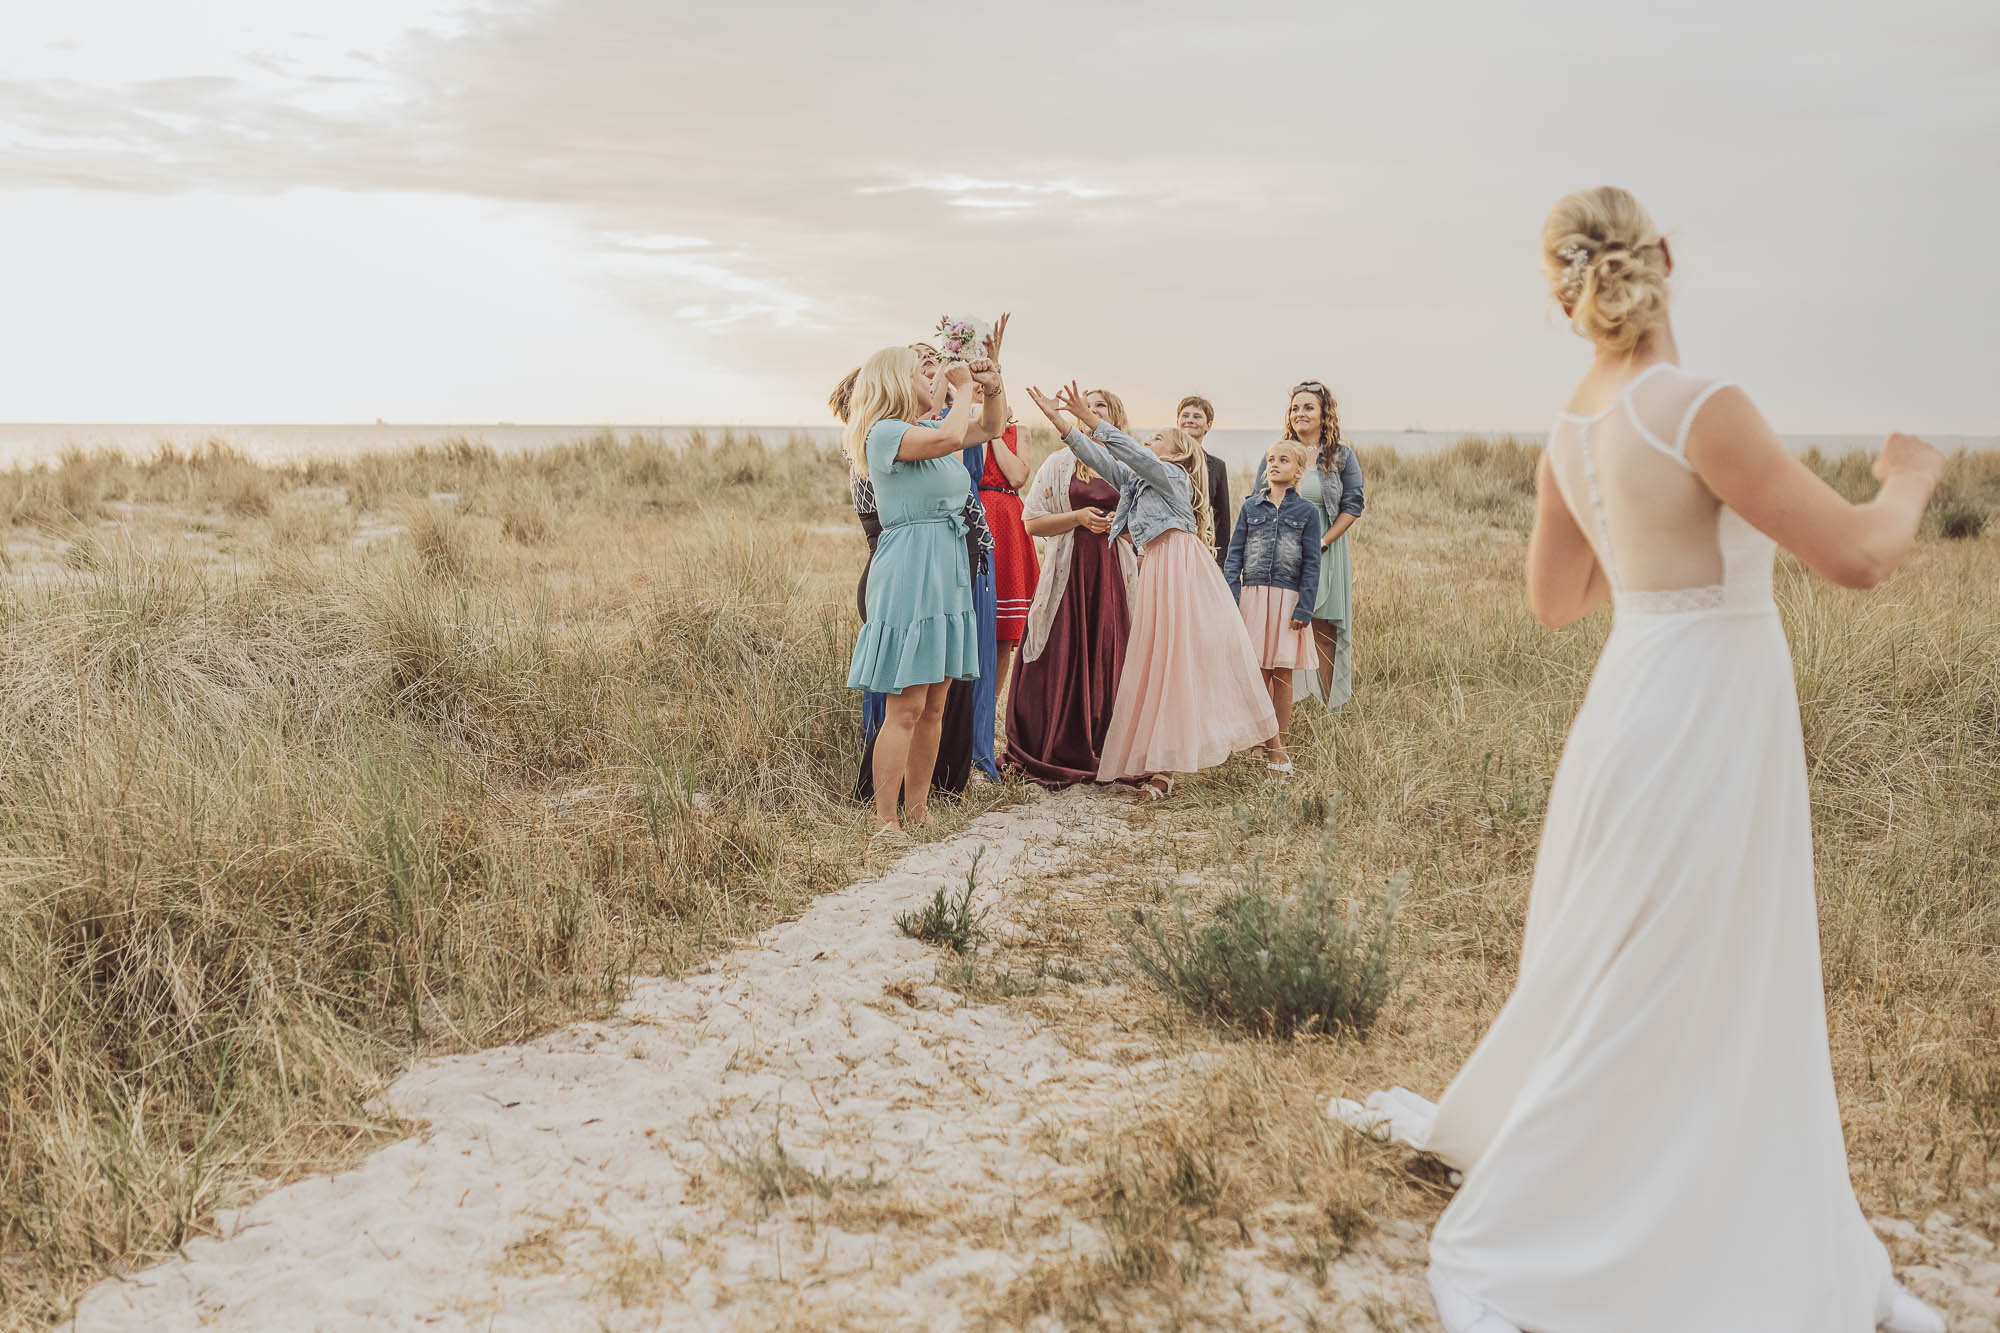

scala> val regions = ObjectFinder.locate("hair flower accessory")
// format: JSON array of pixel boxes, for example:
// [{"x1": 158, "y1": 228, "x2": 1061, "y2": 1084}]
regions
[
  {"x1": 932, "y1": 314, "x2": 991, "y2": 364},
  {"x1": 1557, "y1": 244, "x2": 1594, "y2": 302}
]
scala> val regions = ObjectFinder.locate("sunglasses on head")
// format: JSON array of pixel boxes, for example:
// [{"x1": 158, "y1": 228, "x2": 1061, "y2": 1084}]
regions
[{"x1": 1292, "y1": 381, "x2": 1328, "y2": 395}]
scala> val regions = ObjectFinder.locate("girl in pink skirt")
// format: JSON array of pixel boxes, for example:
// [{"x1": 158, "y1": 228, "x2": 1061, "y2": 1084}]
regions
[
  {"x1": 1025, "y1": 382, "x2": 1277, "y2": 798},
  {"x1": 1222, "y1": 440, "x2": 1322, "y2": 773}
]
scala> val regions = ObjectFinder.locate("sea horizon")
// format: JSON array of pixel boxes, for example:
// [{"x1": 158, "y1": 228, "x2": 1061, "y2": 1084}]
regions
[
  {"x1": 7, "y1": 420, "x2": 1992, "y2": 482},
  {"x1": 2, "y1": 422, "x2": 1994, "y2": 475}
]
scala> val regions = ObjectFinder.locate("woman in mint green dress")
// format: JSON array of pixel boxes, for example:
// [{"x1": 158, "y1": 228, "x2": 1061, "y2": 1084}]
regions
[
  {"x1": 1286, "y1": 381, "x2": 1363, "y2": 709},
  {"x1": 845, "y1": 346, "x2": 999, "y2": 835}
]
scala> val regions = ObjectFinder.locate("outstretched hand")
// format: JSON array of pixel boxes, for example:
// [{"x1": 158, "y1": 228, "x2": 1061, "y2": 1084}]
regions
[
  {"x1": 1054, "y1": 382, "x2": 1101, "y2": 434},
  {"x1": 1024, "y1": 386, "x2": 1069, "y2": 433},
  {"x1": 984, "y1": 312, "x2": 1010, "y2": 363}
]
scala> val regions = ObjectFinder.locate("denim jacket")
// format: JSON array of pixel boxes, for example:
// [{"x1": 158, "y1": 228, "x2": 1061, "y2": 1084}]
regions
[
  {"x1": 1223, "y1": 487, "x2": 1321, "y2": 617},
  {"x1": 1062, "y1": 423, "x2": 1196, "y2": 554}
]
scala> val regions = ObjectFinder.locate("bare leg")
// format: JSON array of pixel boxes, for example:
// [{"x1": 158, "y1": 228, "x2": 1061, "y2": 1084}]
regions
[
  {"x1": 901, "y1": 682, "x2": 952, "y2": 825},
  {"x1": 995, "y1": 638, "x2": 1020, "y2": 746},
  {"x1": 1313, "y1": 618, "x2": 1338, "y2": 698},
  {"x1": 873, "y1": 683, "x2": 940, "y2": 831},
  {"x1": 1266, "y1": 667, "x2": 1293, "y2": 764}
]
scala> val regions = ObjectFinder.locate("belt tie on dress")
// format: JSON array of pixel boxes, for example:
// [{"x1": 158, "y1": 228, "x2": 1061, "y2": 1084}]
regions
[{"x1": 890, "y1": 503, "x2": 972, "y2": 594}]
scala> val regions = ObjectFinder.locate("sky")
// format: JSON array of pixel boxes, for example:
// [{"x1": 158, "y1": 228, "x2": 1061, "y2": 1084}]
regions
[{"x1": 1, "y1": 0, "x2": 1995, "y2": 432}]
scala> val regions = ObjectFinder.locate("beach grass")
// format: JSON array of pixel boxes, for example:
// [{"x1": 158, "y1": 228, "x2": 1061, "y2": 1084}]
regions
[{"x1": 1, "y1": 431, "x2": 1995, "y2": 1326}]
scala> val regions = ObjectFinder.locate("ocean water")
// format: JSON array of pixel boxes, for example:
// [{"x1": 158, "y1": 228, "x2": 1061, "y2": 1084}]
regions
[{"x1": 0, "y1": 422, "x2": 1992, "y2": 474}]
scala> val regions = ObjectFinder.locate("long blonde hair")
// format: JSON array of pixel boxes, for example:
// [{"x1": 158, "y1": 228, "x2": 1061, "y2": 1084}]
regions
[
  {"x1": 1541, "y1": 186, "x2": 1670, "y2": 351},
  {"x1": 1070, "y1": 387, "x2": 1129, "y2": 484},
  {"x1": 843, "y1": 347, "x2": 924, "y2": 480},
  {"x1": 1150, "y1": 426, "x2": 1213, "y2": 550},
  {"x1": 1087, "y1": 388, "x2": 1129, "y2": 430}
]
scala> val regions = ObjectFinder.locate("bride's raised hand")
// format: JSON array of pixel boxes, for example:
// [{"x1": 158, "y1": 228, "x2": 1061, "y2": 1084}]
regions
[
  {"x1": 1872, "y1": 432, "x2": 1945, "y2": 488},
  {"x1": 1055, "y1": 382, "x2": 1100, "y2": 433}
]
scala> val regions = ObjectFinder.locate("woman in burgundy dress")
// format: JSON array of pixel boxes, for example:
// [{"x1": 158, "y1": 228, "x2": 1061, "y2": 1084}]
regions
[{"x1": 1003, "y1": 437, "x2": 1135, "y2": 786}]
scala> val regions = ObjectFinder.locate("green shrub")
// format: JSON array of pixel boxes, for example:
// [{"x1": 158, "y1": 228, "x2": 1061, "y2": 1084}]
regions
[
  {"x1": 1938, "y1": 503, "x2": 1986, "y2": 541},
  {"x1": 1123, "y1": 858, "x2": 1406, "y2": 1039},
  {"x1": 895, "y1": 849, "x2": 988, "y2": 953}
]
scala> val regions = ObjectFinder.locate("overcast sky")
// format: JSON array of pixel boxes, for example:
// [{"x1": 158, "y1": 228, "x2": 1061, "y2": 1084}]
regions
[{"x1": 2, "y1": 0, "x2": 1995, "y2": 431}]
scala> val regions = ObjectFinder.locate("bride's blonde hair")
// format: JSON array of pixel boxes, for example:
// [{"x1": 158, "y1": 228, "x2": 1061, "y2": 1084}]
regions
[
  {"x1": 1150, "y1": 426, "x2": 1213, "y2": 550},
  {"x1": 1542, "y1": 186, "x2": 1671, "y2": 352},
  {"x1": 843, "y1": 346, "x2": 924, "y2": 479}
]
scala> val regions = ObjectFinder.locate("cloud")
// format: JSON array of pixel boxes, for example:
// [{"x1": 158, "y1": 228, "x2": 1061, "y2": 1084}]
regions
[{"x1": 1, "y1": 0, "x2": 1997, "y2": 429}]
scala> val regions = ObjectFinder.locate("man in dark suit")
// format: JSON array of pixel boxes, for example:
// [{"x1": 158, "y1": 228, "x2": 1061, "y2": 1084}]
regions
[{"x1": 1177, "y1": 395, "x2": 1233, "y2": 565}]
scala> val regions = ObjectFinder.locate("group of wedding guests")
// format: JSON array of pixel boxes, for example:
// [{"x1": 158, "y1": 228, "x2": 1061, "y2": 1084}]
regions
[{"x1": 830, "y1": 325, "x2": 1365, "y2": 834}]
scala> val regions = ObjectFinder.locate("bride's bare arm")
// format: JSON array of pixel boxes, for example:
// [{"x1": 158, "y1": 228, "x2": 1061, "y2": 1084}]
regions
[
  {"x1": 1527, "y1": 450, "x2": 1611, "y2": 627},
  {"x1": 1685, "y1": 390, "x2": 1942, "y2": 590}
]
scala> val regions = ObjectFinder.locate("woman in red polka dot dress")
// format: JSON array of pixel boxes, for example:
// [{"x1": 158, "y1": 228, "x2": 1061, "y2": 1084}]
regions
[{"x1": 978, "y1": 418, "x2": 1039, "y2": 702}]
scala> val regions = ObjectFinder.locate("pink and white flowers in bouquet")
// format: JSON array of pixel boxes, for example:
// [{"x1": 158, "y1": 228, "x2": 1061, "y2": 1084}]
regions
[{"x1": 932, "y1": 314, "x2": 991, "y2": 364}]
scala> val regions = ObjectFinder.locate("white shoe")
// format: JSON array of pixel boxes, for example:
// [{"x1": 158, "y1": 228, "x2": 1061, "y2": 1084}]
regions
[
  {"x1": 1427, "y1": 1268, "x2": 1523, "y2": 1333},
  {"x1": 1880, "y1": 1280, "x2": 1945, "y2": 1333}
]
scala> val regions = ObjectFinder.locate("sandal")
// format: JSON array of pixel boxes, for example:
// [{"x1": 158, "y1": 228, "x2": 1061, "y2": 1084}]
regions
[
  {"x1": 1267, "y1": 761, "x2": 1294, "y2": 774},
  {"x1": 1139, "y1": 775, "x2": 1175, "y2": 801}
]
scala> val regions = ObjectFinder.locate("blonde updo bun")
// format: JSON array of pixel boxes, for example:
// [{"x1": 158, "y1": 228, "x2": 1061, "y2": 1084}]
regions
[{"x1": 1542, "y1": 186, "x2": 1670, "y2": 352}]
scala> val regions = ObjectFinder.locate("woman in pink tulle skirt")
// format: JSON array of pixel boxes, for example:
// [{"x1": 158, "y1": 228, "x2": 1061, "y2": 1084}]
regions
[{"x1": 1025, "y1": 382, "x2": 1276, "y2": 798}]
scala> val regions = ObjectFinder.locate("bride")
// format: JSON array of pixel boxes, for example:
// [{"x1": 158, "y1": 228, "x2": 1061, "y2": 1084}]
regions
[{"x1": 1335, "y1": 186, "x2": 1948, "y2": 1332}]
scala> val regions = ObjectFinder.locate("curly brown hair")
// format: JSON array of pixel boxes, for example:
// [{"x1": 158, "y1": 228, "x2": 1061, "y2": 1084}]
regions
[{"x1": 1282, "y1": 380, "x2": 1345, "y2": 475}]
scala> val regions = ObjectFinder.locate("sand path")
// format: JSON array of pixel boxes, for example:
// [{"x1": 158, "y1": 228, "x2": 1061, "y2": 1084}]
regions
[
  {"x1": 69, "y1": 790, "x2": 1424, "y2": 1331},
  {"x1": 65, "y1": 786, "x2": 1998, "y2": 1330}
]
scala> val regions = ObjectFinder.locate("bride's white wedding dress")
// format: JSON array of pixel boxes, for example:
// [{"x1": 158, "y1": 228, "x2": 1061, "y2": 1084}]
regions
[{"x1": 1332, "y1": 365, "x2": 1940, "y2": 1332}]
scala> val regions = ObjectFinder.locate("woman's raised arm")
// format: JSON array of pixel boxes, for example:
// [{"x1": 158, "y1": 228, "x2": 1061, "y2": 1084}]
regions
[
  {"x1": 895, "y1": 364, "x2": 979, "y2": 461},
  {"x1": 1685, "y1": 389, "x2": 1942, "y2": 590}
]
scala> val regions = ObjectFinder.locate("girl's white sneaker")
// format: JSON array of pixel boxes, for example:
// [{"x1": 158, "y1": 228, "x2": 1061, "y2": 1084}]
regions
[
  {"x1": 1427, "y1": 1268, "x2": 1523, "y2": 1333},
  {"x1": 1880, "y1": 1280, "x2": 1945, "y2": 1333}
]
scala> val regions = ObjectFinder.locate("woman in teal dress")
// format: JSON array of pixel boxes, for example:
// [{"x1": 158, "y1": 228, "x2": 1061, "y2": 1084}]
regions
[{"x1": 845, "y1": 346, "x2": 995, "y2": 835}]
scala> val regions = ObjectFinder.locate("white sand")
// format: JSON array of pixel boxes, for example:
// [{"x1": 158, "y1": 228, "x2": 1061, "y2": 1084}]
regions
[{"x1": 66, "y1": 788, "x2": 1998, "y2": 1330}]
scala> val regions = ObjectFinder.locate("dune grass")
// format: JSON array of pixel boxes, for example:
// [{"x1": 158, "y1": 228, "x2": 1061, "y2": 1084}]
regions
[
  {"x1": 0, "y1": 429, "x2": 1018, "y2": 1325},
  {"x1": 1, "y1": 430, "x2": 1994, "y2": 1326}
]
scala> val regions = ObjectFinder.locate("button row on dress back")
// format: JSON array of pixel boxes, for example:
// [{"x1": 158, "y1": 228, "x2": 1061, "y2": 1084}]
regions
[{"x1": 1576, "y1": 425, "x2": 1624, "y2": 593}]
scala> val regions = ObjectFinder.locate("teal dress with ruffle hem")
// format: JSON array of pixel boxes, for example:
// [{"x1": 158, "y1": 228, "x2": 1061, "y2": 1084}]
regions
[{"x1": 847, "y1": 419, "x2": 981, "y2": 694}]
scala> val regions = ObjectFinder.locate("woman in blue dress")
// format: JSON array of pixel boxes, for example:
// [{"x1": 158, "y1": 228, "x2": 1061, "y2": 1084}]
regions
[{"x1": 845, "y1": 347, "x2": 1000, "y2": 835}]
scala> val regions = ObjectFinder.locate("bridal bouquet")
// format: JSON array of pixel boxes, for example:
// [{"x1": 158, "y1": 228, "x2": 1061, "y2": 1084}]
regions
[{"x1": 932, "y1": 315, "x2": 991, "y2": 364}]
